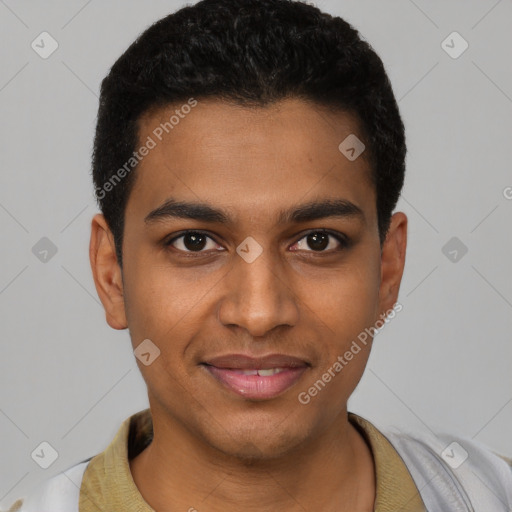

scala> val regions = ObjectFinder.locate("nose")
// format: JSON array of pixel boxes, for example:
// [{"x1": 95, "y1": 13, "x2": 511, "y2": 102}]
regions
[{"x1": 217, "y1": 244, "x2": 299, "y2": 338}]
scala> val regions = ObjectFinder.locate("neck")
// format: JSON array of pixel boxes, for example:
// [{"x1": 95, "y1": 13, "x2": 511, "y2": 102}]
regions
[{"x1": 130, "y1": 408, "x2": 376, "y2": 511}]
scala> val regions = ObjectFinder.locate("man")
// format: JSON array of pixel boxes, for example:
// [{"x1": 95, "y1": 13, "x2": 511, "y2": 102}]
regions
[{"x1": 12, "y1": 0, "x2": 512, "y2": 510}]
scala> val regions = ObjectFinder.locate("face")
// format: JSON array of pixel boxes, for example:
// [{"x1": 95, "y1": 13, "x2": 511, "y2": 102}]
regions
[{"x1": 90, "y1": 98, "x2": 407, "y2": 460}]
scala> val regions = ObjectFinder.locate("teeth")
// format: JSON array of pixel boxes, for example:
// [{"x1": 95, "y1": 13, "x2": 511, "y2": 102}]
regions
[
  {"x1": 240, "y1": 369, "x2": 258, "y2": 376},
  {"x1": 233, "y1": 368, "x2": 286, "y2": 376},
  {"x1": 257, "y1": 368, "x2": 284, "y2": 376}
]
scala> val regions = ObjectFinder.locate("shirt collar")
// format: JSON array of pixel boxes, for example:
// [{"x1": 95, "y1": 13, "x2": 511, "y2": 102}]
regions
[{"x1": 79, "y1": 408, "x2": 426, "y2": 511}]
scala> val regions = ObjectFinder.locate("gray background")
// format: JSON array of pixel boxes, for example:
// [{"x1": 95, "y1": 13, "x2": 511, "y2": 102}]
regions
[{"x1": 1, "y1": 0, "x2": 511, "y2": 505}]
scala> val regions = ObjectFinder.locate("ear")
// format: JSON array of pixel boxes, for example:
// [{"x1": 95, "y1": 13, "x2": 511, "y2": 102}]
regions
[
  {"x1": 89, "y1": 214, "x2": 127, "y2": 330},
  {"x1": 378, "y1": 211, "x2": 407, "y2": 315}
]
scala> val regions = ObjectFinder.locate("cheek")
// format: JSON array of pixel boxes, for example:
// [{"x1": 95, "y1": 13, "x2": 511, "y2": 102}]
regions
[
  {"x1": 122, "y1": 264, "x2": 215, "y2": 402},
  {"x1": 298, "y1": 272, "x2": 379, "y2": 412},
  {"x1": 122, "y1": 256, "x2": 205, "y2": 342},
  {"x1": 307, "y1": 259, "x2": 381, "y2": 343},
  {"x1": 123, "y1": 267, "x2": 201, "y2": 400}
]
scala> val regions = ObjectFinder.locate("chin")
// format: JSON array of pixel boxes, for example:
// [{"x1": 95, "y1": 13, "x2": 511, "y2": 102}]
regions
[
  {"x1": 203, "y1": 418, "x2": 310, "y2": 463},
  {"x1": 215, "y1": 439, "x2": 296, "y2": 464}
]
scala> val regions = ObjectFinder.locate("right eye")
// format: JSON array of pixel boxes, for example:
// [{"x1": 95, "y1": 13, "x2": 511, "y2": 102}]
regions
[{"x1": 165, "y1": 230, "x2": 224, "y2": 254}]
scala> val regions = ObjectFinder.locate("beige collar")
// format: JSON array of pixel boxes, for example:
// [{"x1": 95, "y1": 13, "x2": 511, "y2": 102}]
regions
[{"x1": 79, "y1": 408, "x2": 426, "y2": 511}]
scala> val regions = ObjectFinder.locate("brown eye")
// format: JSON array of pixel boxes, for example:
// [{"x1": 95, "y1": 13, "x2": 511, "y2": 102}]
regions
[
  {"x1": 305, "y1": 232, "x2": 329, "y2": 251},
  {"x1": 166, "y1": 231, "x2": 221, "y2": 253},
  {"x1": 292, "y1": 230, "x2": 348, "y2": 253}
]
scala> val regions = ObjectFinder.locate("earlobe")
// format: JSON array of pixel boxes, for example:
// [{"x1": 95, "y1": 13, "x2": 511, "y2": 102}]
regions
[
  {"x1": 89, "y1": 214, "x2": 128, "y2": 330},
  {"x1": 378, "y1": 212, "x2": 407, "y2": 315}
]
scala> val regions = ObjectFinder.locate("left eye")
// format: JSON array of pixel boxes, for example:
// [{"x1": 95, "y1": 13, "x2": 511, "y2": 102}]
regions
[{"x1": 291, "y1": 231, "x2": 347, "y2": 253}]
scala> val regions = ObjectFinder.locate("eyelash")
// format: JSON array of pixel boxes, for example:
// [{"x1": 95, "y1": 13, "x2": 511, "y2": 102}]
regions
[{"x1": 164, "y1": 229, "x2": 350, "y2": 256}]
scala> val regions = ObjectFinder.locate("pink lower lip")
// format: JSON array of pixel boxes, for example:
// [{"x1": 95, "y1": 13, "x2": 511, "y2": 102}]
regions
[{"x1": 204, "y1": 365, "x2": 308, "y2": 400}]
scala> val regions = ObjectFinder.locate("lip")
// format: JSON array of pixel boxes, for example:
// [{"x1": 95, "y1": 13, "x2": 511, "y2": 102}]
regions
[
  {"x1": 201, "y1": 353, "x2": 310, "y2": 400},
  {"x1": 203, "y1": 353, "x2": 310, "y2": 370}
]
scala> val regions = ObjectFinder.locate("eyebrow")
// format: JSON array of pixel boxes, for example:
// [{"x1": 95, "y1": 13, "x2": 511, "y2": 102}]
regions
[{"x1": 144, "y1": 198, "x2": 365, "y2": 225}]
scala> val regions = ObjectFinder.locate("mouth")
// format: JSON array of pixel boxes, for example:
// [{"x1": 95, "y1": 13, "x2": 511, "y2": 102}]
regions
[{"x1": 201, "y1": 353, "x2": 310, "y2": 400}]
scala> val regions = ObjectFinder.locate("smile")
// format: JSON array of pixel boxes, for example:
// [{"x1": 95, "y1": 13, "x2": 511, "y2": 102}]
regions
[{"x1": 202, "y1": 363, "x2": 308, "y2": 400}]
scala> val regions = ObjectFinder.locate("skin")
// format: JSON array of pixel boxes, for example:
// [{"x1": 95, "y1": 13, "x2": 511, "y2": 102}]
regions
[{"x1": 90, "y1": 97, "x2": 407, "y2": 511}]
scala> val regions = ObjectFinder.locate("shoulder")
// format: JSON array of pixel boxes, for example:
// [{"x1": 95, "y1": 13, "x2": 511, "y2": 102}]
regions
[
  {"x1": 386, "y1": 426, "x2": 512, "y2": 475},
  {"x1": 14, "y1": 459, "x2": 90, "y2": 512},
  {"x1": 383, "y1": 425, "x2": 512, "y2": 509}
]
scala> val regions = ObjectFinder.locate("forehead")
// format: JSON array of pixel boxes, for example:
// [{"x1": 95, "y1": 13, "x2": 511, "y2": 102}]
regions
[{"x1": 128, "y1": 98, "x2": 375, "y2": 224}]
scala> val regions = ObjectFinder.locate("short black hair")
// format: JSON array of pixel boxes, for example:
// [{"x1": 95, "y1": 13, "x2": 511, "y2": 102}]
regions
[{"x1": 92, "y1": 0, "x2": 406, "y2": 266}]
